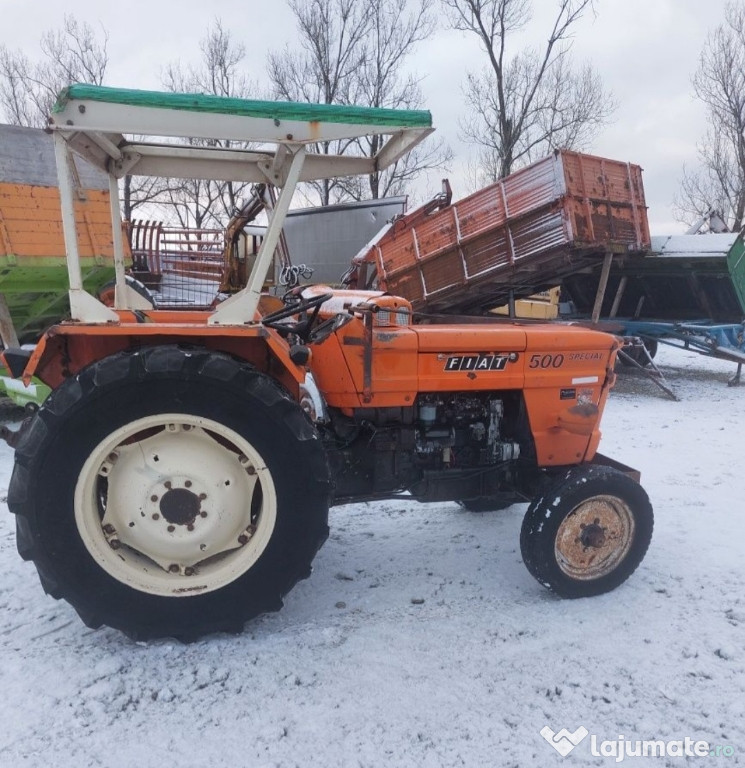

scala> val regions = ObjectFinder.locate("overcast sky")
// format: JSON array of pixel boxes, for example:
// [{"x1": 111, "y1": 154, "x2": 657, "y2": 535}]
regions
[{"x1": 1, "y1": 0, "x2": 733, "y2": 234}]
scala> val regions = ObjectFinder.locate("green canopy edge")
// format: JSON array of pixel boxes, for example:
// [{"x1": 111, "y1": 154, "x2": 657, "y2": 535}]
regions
[{"x1": 54, "y1": 84, "x2": 432, "y2": 129}]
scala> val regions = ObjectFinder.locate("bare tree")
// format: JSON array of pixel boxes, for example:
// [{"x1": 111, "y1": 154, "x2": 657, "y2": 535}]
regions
[
  {"x1": 675, "y1": 1, "x2": 745, "y2": 232},
  {"x1": 161, "y1": 20, "x2": 260, "y2": 228},
  {"x1": 0, "y1": 15, "x2": 108, "y2": 128},
  {"x1": 269, "y1": 0, "x2": 370, "y2": 205},
  {"x1": 0, "y1": 48, "x2": 35, "y2": 127},
  {"x1": 342, "y1": 0, "x2": 452, "y2": 200},
  {"x1": 121, "y1": 175, "x2": 168, "y2": 224},
  {"x1": 269, "y1": 0, "x2": 450, "y2": 204},
  {"x1": 443, "y1": 0, "x2": 613, "y2": 182},
  {"x1": 0, "y1": 17, "x2": 156, "y2": 224}
]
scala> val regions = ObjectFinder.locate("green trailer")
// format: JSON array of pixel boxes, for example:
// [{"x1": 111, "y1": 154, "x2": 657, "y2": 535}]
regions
[{"x1": 0, "y1": 124, "x2": 119, "y2": 343}]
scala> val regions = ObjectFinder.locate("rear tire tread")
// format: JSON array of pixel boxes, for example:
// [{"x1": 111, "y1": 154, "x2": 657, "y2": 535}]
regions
[{"x1": 8, "y1": 345, "x2": 331, "y2": 642}]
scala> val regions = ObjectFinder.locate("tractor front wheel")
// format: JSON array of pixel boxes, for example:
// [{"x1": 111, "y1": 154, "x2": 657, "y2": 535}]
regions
[
  {"x1": 520, "y1": 465, "x2": 653, "y2": 598},
  {"x1": 8, "y1": 346, "x2": 330, "y2": 641}
]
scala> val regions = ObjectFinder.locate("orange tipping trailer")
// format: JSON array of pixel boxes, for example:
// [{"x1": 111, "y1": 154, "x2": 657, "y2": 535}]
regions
[
  {"x1": 1, "y1": 86, "x2": 653, "y2": 642},
  {"x1": 351, "y1": 150, "x2": 650, "y2": 314}
]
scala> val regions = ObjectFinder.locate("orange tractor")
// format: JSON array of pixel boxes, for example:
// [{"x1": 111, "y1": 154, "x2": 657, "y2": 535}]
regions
[{"x1": 2, "y1": 86, "x2": 653, "y2": 641}]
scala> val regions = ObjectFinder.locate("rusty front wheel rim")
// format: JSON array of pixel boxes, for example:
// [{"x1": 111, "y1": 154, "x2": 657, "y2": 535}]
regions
[{"x1": 554, "y1": 495, "x2": 635, "y2": 581}]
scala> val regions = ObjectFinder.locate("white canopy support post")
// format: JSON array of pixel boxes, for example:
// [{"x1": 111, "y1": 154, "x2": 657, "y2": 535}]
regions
[
  {"x1": 374, "y1": 127, "x2": 435, "y2": 170},
  {"x1": 107, "y1": 175, "x2": 152, "y2": 311},
  {"x1": 108, "y1": 174, "x2": 129, "y2": 309},
  {"x1": 53, "y1": 133, "x2": 118, "y2": 323},
  {"x1": 210, "y1": 146, "x2": 306, "y2": 326},
  {"x1": 54, "y1": 132, "x2": 84, "y2": 295}
]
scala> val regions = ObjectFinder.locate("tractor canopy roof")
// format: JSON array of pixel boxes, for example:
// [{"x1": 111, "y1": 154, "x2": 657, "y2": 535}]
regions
[{"x1": 49, "y1": 84, "x2": 434, "y2": 184}]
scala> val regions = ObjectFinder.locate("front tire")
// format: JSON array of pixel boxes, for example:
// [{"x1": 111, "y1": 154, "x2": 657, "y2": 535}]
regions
[
  {"x1": 8, "y1": 346, "x2": 331, "y2": 641},
  {"x1": 520, "y1": 465, "x2": 653, "y2": 598}
]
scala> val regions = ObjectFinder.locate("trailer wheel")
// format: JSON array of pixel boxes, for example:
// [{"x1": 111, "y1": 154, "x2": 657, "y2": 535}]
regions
[
  {"x1": 520, "y1": 465, "x2": 652, "y2": 598},
  {"x1": 8, "y1": 346, "x2": 331, "y2": 641},
  {"x1": 618, "y1": 339, "x2": 658, "y2": 367}
]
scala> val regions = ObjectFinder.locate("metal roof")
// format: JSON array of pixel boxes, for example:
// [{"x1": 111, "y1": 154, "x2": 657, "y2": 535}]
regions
[
  {"x1": 650, "y1": 233, "x2": 740, "y2": 258},
  {"x1": 0, "y1": 123, "x2": 108, "y2": 189}
]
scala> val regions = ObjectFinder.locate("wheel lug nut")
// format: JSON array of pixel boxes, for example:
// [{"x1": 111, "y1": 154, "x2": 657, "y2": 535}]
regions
[
  {"x1": 152, "y1": 513, "x2": 160, "y2": 521},
  {"x1": 103, "y1": 524, "x2": 116, "y2": 535},
  {"x1": 199, "y1": 493, "x2": 207, "y2": 500},
  {"x1": 167, "y1": 525, "x2": 175, "y2": 533},
  {"x1": 168, "y1": 564, "x2": 180, "y2": 573},
  {"x1": 238, "y1": 534, "x2": 249, "y2": 545},
  {"x1": 200, "y1": 511, "x2": 207, "y2": 518},
  {"x1": 164, "y1": 481, "x2": 172, "y2": 489},
  {"x1": 185, "y1": 480, "x2": 192, "y2": 488},
  {"x1": 109, "y1": 539, "x2": 121, "y2": 550},
  {"x1": 246, "y1": 466, "x2": 256, "y2": 476},
  {"x1": 184, "y1": 567, "x2": 195, "y2": 576},
  {"x1": 151, "y1": 495, "x2": 158, "y2": 502},
  {"x1": 187, "y1": 524, "x2": 194, "y2": 532}
]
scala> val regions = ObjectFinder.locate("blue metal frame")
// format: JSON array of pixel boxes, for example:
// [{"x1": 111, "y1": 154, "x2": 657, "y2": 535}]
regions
[{"x1": 615, "y1": 319, "x2": 745, "y2": 364}]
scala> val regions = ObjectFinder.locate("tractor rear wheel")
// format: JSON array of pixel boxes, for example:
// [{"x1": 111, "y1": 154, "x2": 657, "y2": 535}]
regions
[
  {"x1": 520, "y1": 465, "x2": 653, "y2": 598},
  {"x1": 8, "y1": 346, "x2": 331, "y2": 641}
]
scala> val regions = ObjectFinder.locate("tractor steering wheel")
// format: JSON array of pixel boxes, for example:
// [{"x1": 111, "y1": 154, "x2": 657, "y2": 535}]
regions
[{"x1": 260, "y1": 292, "x2": 333, "y2": 343}]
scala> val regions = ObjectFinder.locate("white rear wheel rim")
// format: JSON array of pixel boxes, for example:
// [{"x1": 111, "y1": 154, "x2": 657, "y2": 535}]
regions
[{"x1": 74, "y1": 414, "x2": 277, "y2": 597}]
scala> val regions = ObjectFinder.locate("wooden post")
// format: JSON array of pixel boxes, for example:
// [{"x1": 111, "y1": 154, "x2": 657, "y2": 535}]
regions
[
  {"x1": 0, "y1": 293, "x2": 19, "y2": 348},
  {"x1": 591, "y1": 252, "x2": 614, "y2": 324},
  {"x1": 609, "y1": 275, "x2": 628, "y2": 318}
]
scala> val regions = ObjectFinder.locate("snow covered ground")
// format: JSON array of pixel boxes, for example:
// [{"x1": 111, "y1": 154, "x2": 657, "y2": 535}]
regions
[{"x1": 0, "y1": 345, "x2": 743, "y2": 767}]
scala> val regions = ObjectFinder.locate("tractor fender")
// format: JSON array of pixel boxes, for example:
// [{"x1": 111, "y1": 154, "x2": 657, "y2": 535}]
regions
[{"x1": 15, "y1": 315, "x2": 307, "y2": 400}]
